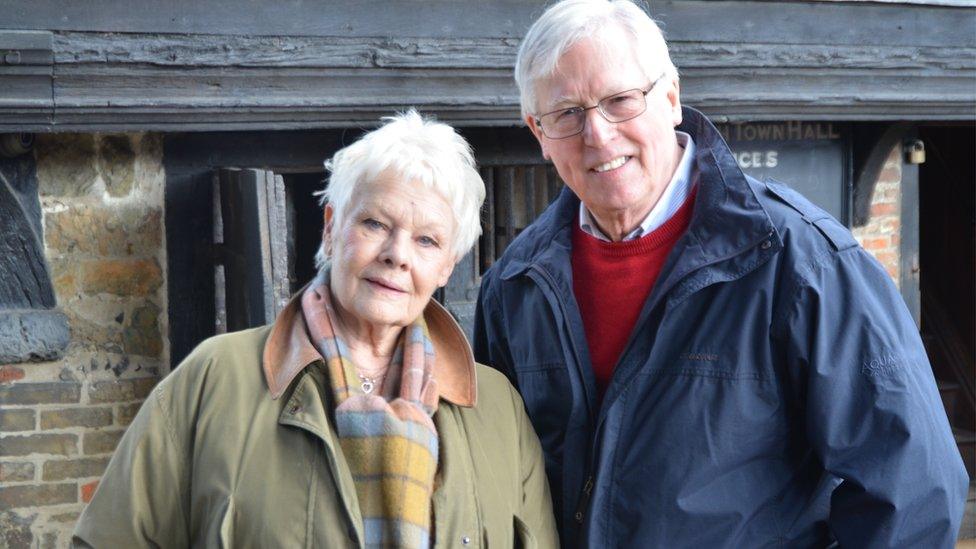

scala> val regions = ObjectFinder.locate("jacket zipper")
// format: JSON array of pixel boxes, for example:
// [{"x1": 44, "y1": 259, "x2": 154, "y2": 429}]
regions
[
  {"x1": 574, "y1": 475, "x2": 595, "y2": 523},
  {"x1": 527, "y1": 265, "x2": 600, "y2": 532},
  {"x1": 527, "y1": 265, "x2": 595, "y2": 419}
]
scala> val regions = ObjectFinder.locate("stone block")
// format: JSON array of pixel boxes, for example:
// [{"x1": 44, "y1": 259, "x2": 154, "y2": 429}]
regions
[
  {"x1": 116, "y1": 402, "x2": 143, "y2": 426},
  {"x1": 82, "y1": 430, "x2": 125, "y2": 455},
  {"x1": 0, "y1": 409, "x2": 36, "y2": 432},
  {"x1": 50, "y1": 511, "x2": 80, "y2": 523},
  {"x1": 0, "y1": 461, "x2": 35, "y2": 482},
  {"x1": 0, "y1": 434, "x2": 77, "y2": 457},
  {"x1": 98, "y1": 135, "x2": 136, "y2": 197},
  {"x1": 89, "y1": 377, "x2": 156, "y2": 404},
  {"x1": 124, "y1": 302, "x2": 162, "y2": 357},
  {"x1": 42, "y1": 457, "x2": 110, "y2": 481},
  {"x1": 61, "y1": 302, "x2": 125, "y2": 355},
  {"x1": 79, "y1": 258, "x2": 162, "y2": 297},
  {"x1": 0, "y1": 310, "x2": 71, "y2": 364},
  {"x1": 0, "y1": 382, "x2": 81, "y2": 405},
  {"x1": 0, "y1": 483, "x2": 76, "y2": 509},
  {"x1": 45, "y1": 205, "x2": 162, "y2": 258},
  {"x1": 40, "y1": 407, "x2": 113, "y2": 430},
  {"x1": 0, "y1": 511, "x2": 34, "y2": 548},
  {"x1": 34, "y1": 134, "x2": 98, "y2": 198},
  {"x1": 49, "y1": 258, "x2": 78, "y2": 298}
]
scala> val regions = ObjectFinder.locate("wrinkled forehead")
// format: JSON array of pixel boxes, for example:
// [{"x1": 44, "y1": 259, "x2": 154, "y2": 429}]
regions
[
  {"x1": 348, "y1": 172, "x2": 456, "y2": 230},
  {"x1": 537, "y1": 32, "x2": 651, "y2": 108}
]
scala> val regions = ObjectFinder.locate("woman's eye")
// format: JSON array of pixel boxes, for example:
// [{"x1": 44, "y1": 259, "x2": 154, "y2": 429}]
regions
[
  {"x1": 363, "y1": 218, "x2": 384, "y2": 230},
  {"x1": 417, "y1": 235, "x2": 439, "y2": 248}
]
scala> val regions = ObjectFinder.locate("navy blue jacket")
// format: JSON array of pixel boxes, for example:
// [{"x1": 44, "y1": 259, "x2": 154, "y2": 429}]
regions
[{"x1": 474, "y1": 107, "x2": 968, "y2": 548}]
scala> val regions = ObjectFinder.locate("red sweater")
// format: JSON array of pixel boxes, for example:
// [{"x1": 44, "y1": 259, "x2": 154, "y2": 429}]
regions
[{"x1": 571, "y1": 192, "x2": 696, "y2": 398}]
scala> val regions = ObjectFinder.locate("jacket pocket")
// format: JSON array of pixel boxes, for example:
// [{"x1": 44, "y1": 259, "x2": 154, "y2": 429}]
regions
[{"x1": 513, "y1": 515, "x2": 537, "y2": 549}]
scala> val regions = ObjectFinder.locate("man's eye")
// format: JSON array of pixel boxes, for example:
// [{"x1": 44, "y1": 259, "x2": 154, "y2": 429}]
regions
[
  {"x1": 363, "y1": 218, "x2": 385, "y2": 230},
  {"x1": 555, "y1": 107, "x2": 582, "y2": 122}
]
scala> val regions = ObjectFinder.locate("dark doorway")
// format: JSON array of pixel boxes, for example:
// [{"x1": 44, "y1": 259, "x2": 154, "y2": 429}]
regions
[{"x1": 918, "y1": 124, "x2": 975, "y2": 475}]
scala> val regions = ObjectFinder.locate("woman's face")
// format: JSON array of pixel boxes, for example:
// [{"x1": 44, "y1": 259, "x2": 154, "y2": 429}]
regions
[{"x1": 326, "y1": 171, "x2": 457, "y2": 332}]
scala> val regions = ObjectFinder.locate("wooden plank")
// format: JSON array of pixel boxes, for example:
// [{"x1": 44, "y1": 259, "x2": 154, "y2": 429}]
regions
[
  {"x1": 2, "y1": 0, "x2": 973, "y2": 48},
  {"x1": 217, "y1": 168, "x2": 287, "y2": 330},
  {"x1": 0, "y1": 0, "x2": 542, "y2": 39},
  {"x1": 0, "y1": 31, "x2": 53, "y2": 118},
  {"x1": 53, "y1": 33, "x2": 518, "y2": 69},
  {"x1": 0, "y1": 160, "x2": 53, "y2": 309},
  {"x1": 266, "y1": 171, "x2": 291, "y2": 316},
  {"x1": 163, "y1": 168, "x2": 215, "y2": 367},
  {"x1": 650, "y1": 1, "x2": 976, "y2": 48}
]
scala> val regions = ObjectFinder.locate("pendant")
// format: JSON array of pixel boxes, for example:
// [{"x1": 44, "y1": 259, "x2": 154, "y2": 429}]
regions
[{"x1": 361, "y1": 379, "x2": 374, "y2": 394}]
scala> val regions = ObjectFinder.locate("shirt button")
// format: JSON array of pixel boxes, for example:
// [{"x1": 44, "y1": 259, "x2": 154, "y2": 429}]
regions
[
  {"x1": 760, "y1": 240, "x2": 772, "y2": 250},
  {"x1": 461, "y1": 535, "x2": 471, "y2": 545}
]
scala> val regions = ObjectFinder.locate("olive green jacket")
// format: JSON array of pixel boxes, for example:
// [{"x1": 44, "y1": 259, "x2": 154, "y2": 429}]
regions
[{"x1": 72, "y1": 296, "x2": 557, "y2": 548}]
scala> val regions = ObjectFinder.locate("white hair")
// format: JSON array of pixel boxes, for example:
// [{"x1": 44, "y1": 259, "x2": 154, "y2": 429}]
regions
[
  {"x1": 515, "y1": 0, "x2": 678, "y2": 119},
  {"x1": 314, "y1": 109, "x2": 485, "y2": 270}
]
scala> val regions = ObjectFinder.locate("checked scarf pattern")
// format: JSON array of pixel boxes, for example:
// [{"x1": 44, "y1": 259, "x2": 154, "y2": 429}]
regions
[{"x1": 302, "y1": 281, "x2": 440, "y2": 549}]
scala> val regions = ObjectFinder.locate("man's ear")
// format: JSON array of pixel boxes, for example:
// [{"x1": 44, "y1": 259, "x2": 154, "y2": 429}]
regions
[
  {"x1": 322, "y1": 203, "x2": 335, "y2": 256},
  {"x1": 525, "y1": 115, "x2": 550, "y2": 160},
  {"x1": 667, "y1": 77, "x2": 683, "y2": 127}
]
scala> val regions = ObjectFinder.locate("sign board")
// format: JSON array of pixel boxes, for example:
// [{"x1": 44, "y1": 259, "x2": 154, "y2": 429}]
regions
[{"x1": 717, "y1": 122, "x2": 851, "y2": 225}]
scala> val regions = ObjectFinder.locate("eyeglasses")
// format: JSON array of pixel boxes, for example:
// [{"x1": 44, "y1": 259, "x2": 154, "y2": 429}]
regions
[{"x1": 535, "y1": 73, "x2": 666, "y2": 139}]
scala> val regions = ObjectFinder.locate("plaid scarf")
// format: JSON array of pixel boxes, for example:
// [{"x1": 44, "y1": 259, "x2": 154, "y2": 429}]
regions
[{"x1": 302, "y1": 280, "x2": 439, "y2": 549}]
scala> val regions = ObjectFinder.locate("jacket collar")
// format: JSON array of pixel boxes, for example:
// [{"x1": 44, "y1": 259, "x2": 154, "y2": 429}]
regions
[{"x1": 262, "y1": 289, "x2": 477, "y2": 407}]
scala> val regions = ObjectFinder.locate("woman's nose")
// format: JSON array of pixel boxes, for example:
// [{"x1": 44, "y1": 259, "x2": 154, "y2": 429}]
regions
[{"x1": 379, "y1": 232, "x2": 410, "y2": 269}]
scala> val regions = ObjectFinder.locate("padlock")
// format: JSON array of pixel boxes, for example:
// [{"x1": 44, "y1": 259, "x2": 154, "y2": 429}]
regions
[{"x1": 905, "y1": 139, "x2": 926, "y2": 165}]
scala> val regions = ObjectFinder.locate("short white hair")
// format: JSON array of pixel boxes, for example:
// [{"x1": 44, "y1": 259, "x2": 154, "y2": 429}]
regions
[
  {"x1": 315, "y1": 109, "x2": 485, "y2": 270},
  {"x1": 515, "y1": 0, "x2": 678, "y2": 118}
]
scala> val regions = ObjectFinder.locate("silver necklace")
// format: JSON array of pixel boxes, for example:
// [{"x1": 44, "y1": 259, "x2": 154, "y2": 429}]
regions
[{"x1": 357, "y1": 372, "x2": 379, "y2": 394}]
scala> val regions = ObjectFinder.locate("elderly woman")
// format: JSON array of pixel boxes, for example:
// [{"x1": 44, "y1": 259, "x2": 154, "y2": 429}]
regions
[{"x1": 73, "y1": 111, "x2": 557, "y2": 548}]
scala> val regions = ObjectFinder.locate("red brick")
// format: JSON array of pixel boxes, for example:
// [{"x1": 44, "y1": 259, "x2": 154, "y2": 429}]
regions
[
  {"x1": 870, "y1": 203, "x2": 898, "y2": 217},
  {"x1": 878, "y1": 165, "x2": 900, "y2": 184},
  {"x1": 861, "y1": 237, "x2": 889, "y2": 251},
  {"x1": 81, "y1": 480, "x2": 99, "y2": 503},
  {"x1": 0, "y1": 366, "x2": 25, "y2": 384}
]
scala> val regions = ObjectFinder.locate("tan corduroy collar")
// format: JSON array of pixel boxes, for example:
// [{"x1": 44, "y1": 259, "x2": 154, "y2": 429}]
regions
[{"x1": 262, "y1": 290, "x2": 477, "y2": 407}]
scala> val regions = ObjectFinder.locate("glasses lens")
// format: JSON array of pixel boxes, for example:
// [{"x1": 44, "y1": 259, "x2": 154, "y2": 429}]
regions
[
  {"x1": 599, "y1": 90, "x2": 646, "y2": 122},
  {"x1": 541, "y1": 108, "x2": 584, "y2": 139}
]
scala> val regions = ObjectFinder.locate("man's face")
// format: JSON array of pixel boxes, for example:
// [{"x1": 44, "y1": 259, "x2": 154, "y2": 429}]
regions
[{"x1": 526, "y1": 31, "x2": 683, "y2": 237}]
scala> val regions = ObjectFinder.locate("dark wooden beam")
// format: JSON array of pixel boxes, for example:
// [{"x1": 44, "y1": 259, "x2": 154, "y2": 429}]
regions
[{"x1": 0, "y1": 1, "x2": 973, "y2": 130}]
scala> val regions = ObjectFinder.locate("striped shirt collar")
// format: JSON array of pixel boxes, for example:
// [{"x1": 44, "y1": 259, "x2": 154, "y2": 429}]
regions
[{"x1": 579, "y1": 131, "x2": 696, "y2": 242}]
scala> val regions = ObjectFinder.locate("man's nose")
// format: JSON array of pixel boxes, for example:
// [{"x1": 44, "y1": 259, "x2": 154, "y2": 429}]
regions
[{"x1": 581, "y1": 107, "x2": 616, "y2": 147}]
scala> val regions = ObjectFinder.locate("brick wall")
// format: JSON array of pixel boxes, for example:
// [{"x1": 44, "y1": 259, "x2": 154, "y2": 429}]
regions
[
  {"x1": 0, "y1": 133, "x2": 167, "y2": 548},
  {"x1": 852, "y1": 145, "x2": 902, "y2": 285}
]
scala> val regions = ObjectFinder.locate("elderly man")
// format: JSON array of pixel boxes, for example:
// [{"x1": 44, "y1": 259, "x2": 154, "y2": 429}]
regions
[{"x1": 474, "y1": 0, "x2": 969, "y2": 547}]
